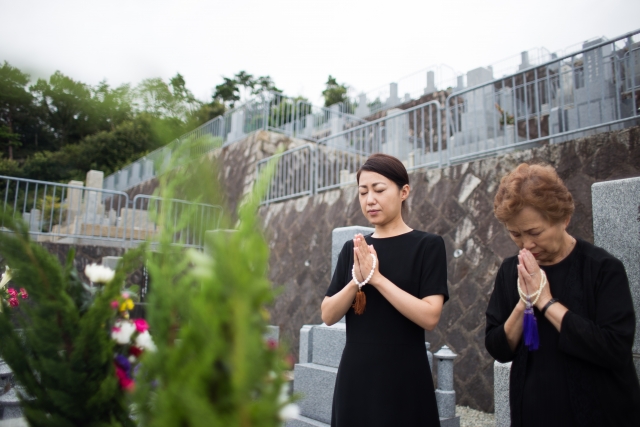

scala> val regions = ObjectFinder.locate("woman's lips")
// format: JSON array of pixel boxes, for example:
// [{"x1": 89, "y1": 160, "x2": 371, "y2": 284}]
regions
[
  {"x1": 531, "y1": 253, "x2": 540, "y2": 258},
  {"x1": 368, "y1": 210, "x2": 380, "y2": 216}
]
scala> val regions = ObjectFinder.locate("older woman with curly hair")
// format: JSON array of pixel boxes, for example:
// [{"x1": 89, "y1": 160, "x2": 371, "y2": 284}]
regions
[{"x1": 485, "y1": 163, "x2": 640, "y2": 427}]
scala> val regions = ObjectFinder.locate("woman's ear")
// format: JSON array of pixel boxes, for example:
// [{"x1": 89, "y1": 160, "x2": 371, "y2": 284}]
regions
[{"x1": 401, "y1": 184, "x2": 410, "y2": 201}]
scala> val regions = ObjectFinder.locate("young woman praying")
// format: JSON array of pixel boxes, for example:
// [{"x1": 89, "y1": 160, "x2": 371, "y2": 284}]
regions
[{"x1": 321, "y1": 153, "x2": 448, "y2": 427}]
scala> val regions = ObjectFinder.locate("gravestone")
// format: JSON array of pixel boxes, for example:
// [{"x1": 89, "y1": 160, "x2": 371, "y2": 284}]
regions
[
  {"x1": 494, "y1": 361, "x2": 511, "y2": 427},
  {"x1": 592, "y1": 177, "x2": 640, "y2": 379},
  {"x1": 424, "y1": 70, "x2": 436, "y2": 95}
]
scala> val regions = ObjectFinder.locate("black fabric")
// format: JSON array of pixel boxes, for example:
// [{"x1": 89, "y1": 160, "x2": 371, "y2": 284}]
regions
[
  {"x1": 326, "y1": 230, "x2": 448, "y2": 427},
  {"x1": 485, "y1": 239, "x2": 640, "y2": 427}
]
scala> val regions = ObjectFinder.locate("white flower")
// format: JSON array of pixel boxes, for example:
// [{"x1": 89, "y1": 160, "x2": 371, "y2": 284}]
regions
[
  {"x1": 278, "y1": 403, "x2": 300, "y2": 421},
  {"x1": 128, "y1": 355, "x2": 137, "y2": 363},
  {"x1": 111, "y1": 320, "x2": 136, "y2": 345},
  {"x1": 135, "y1": 330, "x2": 157, "y2": 352},
  {"x1": 85, "y1": 263, "x2": 115, "y2": 284},
  {"x1": 0, "y1": 266, "x2": 12, "y2": 290}
]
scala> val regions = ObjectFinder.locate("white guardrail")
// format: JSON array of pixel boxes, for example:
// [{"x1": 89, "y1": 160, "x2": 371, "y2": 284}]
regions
[
  {"x1": 259, "y1": 29, "x2": 640, "y2": 204},
  {"x1": 0, "y1": 175, "x2": 221, "y2": 248}
]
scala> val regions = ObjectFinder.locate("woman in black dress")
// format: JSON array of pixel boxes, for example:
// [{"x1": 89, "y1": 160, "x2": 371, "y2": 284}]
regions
[
  {"x1": 485, "y1": 163, "x2": 640, "y2": 426},
  {"x1": 321, "y1": 153, "x2": 448, "y2": 427}
]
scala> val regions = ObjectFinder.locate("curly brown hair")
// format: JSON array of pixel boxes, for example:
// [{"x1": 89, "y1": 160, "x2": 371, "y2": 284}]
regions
[{"x1": 494, "y1": 163, "x2": 574, "y2": 224}]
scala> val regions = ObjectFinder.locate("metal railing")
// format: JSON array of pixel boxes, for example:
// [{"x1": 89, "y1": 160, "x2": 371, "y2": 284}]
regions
[
  {"x1": 104, "y1": 92, "x2": 366, "y2": 193},
  {"x1": 316, "y1": 101, "x2": 444, "y2": 192},
  {"x1": 130, "y1": 195, "x2": 222, "y2": 248},
  {"x1": 445, "y1": 29, "x2": 640, "y2": 164},
  {"x1": 0, "y1": 175, "x2": 220, "y2": 248},
  {"x1": 257, "y1": 145, "x2": 314, "y2": 204},
  {"x1": 259, "y1": 29, "x2": 640, "y2": 205}
]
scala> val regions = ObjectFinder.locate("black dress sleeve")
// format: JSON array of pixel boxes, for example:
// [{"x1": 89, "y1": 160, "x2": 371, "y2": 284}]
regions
[
  {"x1": 325, "y1": 240, "x2": 353, "y2": 297},
  {"x1": 485, "y1": 260, "x2": 520, "y2": 362},
  {"x1": 559, "y1": 256, "x2": 636, "y2": 369},
  {"x1": 418, "y1": 235, "x2": 449, "y2": 303}
]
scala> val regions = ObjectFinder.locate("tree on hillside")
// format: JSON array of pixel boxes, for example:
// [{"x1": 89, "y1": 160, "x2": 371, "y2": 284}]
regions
[
  {"x1": 30, "y1": 71, "x2": 104, "y2": 148},
  {"x1": 0, "y1": 62, "x2": 37, "y2": 159},
  {"x1": 322, "y1": 75, "x2": 348, "y2": 107},
  {"x1": 213, "y1": 71, "x2": 281, "y2": 108},
  {"x1": 136, "y1": 73, "x2": 201, "y2": 120}
]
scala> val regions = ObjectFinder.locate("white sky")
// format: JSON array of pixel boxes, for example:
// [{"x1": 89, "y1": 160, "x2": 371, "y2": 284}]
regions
[{"x1": 1, "y1": 0, "x2": 639, "y2": 105}]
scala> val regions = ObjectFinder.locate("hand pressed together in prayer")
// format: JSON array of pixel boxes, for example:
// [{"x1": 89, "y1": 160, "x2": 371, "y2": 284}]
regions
[
  {"x1": 517, "y1": 248, "x2": 552, "y2": 310},
  {"x1": 353, "y1": 234, "x2": 380, "y2": 286}
]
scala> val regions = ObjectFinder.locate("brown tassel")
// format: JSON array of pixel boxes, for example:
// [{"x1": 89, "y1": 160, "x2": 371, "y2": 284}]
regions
[{"x1": 352, "y1": 289, "x2": 366, "y2": 315}]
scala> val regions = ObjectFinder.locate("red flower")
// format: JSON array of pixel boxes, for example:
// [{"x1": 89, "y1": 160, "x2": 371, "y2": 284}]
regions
[
  {"x1": 266, "y1": 338, "x2": 278, "y2": 350},
  {"x1": 19, "y1": 288, "x2": 28, "y2": 299},
  {"x1": 7, "y1": 288, "x2": 17, "y2": 297},
  {"x1": 110, "y1": 300, "x2": 119, "y2": 309},
  {"x1": 129, "y1": 346, "x2": 143, "y2": 357},
  {"x1": 133, "y1": 319, "x2": 149, "y2": 333},
  {"x1": 8, "y1": 297, "x2": 18, "y2": 307}
]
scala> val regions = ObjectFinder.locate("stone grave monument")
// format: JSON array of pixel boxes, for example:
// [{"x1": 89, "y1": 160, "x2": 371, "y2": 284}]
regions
[{"x1": 493, "y1": 176, "x2": 640, "y2": 427}]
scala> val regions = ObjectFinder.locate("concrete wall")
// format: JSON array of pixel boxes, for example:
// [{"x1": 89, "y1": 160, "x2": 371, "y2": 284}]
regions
[{"x1": 261, "y1": 126, "x2": 640, "y2": 412}]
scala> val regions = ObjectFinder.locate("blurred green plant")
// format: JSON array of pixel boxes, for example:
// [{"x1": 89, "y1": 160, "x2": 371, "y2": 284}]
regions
[
  {"x1": 0, "y1": 215, "x2": 144, "y2": 426},
  {"x1": 132, "y1": 137, "x2": 295, "y2": 426}
]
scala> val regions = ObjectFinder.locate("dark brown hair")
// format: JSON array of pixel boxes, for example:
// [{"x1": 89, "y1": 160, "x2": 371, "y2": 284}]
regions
[
  {"x1": 494, "y1": 163, "x2": 574, "y2": 224},
  {"x1": 357, "y1": 153, "x2": 410, "y2": 207}
]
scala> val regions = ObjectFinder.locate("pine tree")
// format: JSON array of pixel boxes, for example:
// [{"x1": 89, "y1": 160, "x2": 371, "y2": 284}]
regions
[{"x1": 0, "y1": 216, "x2": 137, "y2": 426}]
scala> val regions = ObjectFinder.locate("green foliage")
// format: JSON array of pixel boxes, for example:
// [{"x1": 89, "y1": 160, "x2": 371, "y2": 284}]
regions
[
  {"x1": 0, "y1": 215, "x2": 142, "y2": 426},
  {"x1": 133, "y1": 139, "x2": 293, "y2": 427},
  {"x1": 22, "y1": 115, "x2": 161, "y2": 182},
  {"x1": 322, "y1": 75, "x2": 348, "y2": 107},
  {"x1": 213, "y1": 71, "x2": 281, "y2": 108}
]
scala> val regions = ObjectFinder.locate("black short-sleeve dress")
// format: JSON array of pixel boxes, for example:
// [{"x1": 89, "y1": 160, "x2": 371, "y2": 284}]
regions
[{"x1": 325, "y1": 230, "x2": 449, "y2": 427}]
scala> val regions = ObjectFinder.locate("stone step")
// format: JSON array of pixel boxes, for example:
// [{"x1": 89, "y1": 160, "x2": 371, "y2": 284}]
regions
[
  {"x1": 286, "y1": 415, "x2": 330, "y2": 427},
  {"x1": 310, "y1": 323, "x2": 345, "y2": 368},
  {"x1": 293, "y1": 363, "x2": 337, "y2": 424},
  {"x1": 0, "y1": 388, "x2": 23, "y2": 420}
]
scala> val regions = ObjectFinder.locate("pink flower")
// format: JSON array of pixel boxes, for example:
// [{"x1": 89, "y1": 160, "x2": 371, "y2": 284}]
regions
[
  {"x1": 19, "y1": 288, "x2": 28, "y2": 299},
  {"x1": 114, "y1": 364, "x2": 135, "y2": 391},
  {"x1": 267, "y1": 338, "x2": 278, "y2": 350},
  {"x1": 133, "y1": 319, "x2": 149, "y2": 333},
  {"x1": 7, "y1": 288, "x2": 17, "y2": 297},
  {"x1": 8, "y1": 297, "x2": 18, "y2": 307},
  {"x1": 110, "y1": 300, "x2": 119, "y2": 309}
]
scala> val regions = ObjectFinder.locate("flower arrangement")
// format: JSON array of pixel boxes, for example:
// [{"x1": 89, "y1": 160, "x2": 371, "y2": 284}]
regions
[
  {"x1": 0, "y1": 266, "x2": 28, "y2": 311},
  {"x1": 84, "y1": 263, "x2": 156, "y2": 392},
  {"x1": 495, "y1": 103, "x2": 515, "y2": 126}
]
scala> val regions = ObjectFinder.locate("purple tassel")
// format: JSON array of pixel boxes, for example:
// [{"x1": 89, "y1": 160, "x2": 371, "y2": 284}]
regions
[{"x1": 523, "y1": 300, "x2": 539, "y2": 351}]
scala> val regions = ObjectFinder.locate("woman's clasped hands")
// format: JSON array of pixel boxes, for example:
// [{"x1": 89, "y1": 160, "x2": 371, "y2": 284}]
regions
[
  {"x1": 517, "y1": 248, "x2": 552, "y2": 310},
  {"x1": 353, "y1": 234, "x2": 381, "y2": 286}
]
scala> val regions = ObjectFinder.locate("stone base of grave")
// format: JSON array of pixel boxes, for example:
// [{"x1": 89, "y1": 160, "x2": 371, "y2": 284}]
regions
[
  {"x1": 286, "y1": 415, "x2": 330, "y2": 427},
  {"x1": 440, "y1": 415, "x2": 461, "y2": 427},
  {"x1": 293, "y1": 363, "x2": 337, "y2": 424},
  {"x1": 0, "y1": 389, "x2": 22, "y2": 420}
]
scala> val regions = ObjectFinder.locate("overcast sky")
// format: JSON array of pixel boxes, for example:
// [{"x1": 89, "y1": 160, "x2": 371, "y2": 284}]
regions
[{"x1": 1, "y1": 0, "x2": 639, "y2": 105}]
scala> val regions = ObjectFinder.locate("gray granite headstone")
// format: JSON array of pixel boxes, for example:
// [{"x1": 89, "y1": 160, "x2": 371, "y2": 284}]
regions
[
  {"x1": 592, "y1": 177, "x2": 640, "y2": 376},
  {"x1": 494, "y1": 361, "x2": 512, "y2": 427}
]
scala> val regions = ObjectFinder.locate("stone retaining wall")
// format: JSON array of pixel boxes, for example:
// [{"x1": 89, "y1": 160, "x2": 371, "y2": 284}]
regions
[{"x1": 261, "y1": 126, "x2": 640, "y2": 412}]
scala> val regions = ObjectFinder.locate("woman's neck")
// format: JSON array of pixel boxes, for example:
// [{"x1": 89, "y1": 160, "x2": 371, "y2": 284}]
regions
[{"x1": 372, "y1": 217, "x2": 412, "y2": 238}]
